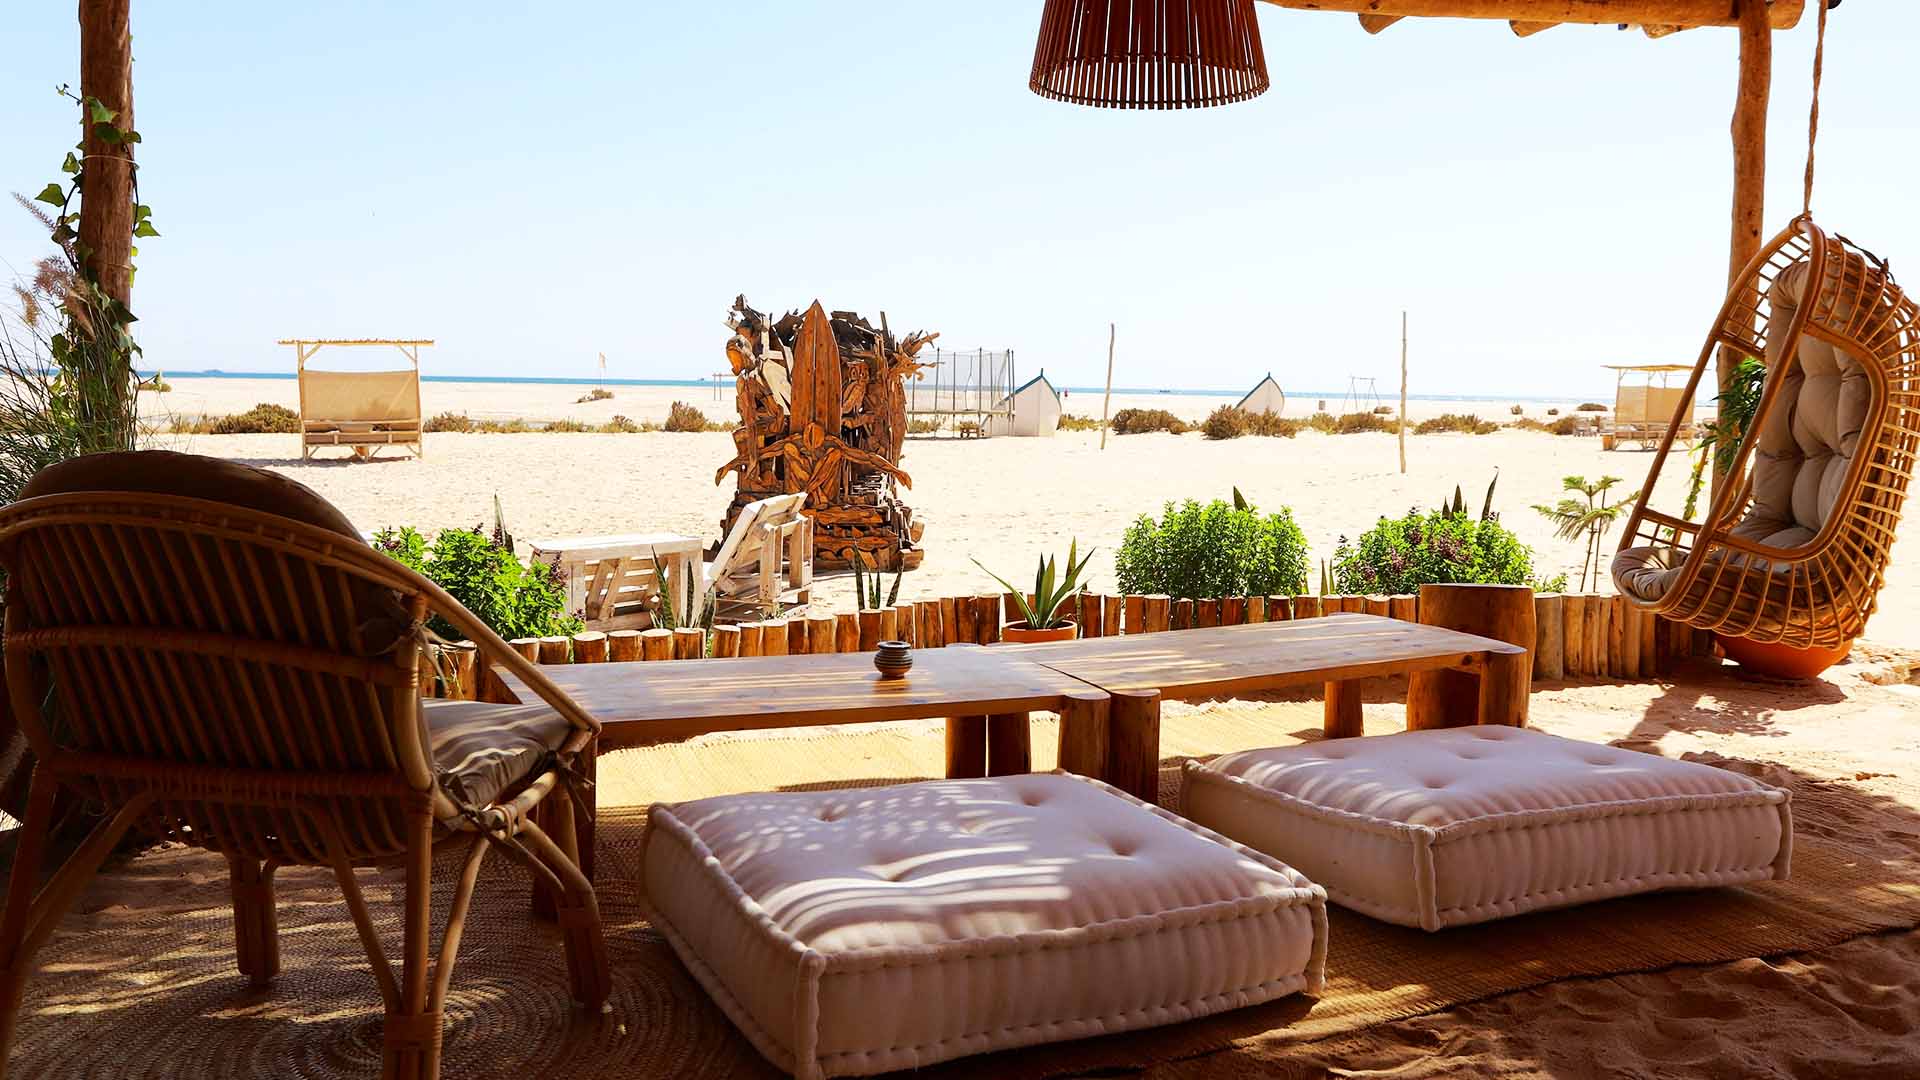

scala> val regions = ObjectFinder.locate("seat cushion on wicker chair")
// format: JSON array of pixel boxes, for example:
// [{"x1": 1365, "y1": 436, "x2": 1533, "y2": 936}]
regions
[
  {"x1": 1614, "y1": 261, "x2": 1869, "y2": 603},
  {"x1": 20, "y1": 450, "x2": 412, "y2": 652},
  {"x1": 642, "y1": 772, "x2": 1328, "y2": 1080},
  {"x1": 1183, "y1": 727, "x2": 1791, "y2": 931},
  {"x1": 423, "y1": 699, "x2": 573, "y2": 809}
]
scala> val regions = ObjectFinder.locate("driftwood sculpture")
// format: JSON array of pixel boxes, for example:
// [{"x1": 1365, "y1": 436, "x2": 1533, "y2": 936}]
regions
[{"x1": 717, "y1": 296, "x2": 934, "y2": 571}]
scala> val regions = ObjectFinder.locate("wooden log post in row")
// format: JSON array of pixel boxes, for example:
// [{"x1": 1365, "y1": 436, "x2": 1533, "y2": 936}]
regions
[
  {"x1": 788, "y1": 619, "x2": 808, "y2": 656},
  {"x1": 1406, "y1": 583, "x2": 1533, "y2": 729},
  {"x1": 1563, "y1": 594, "x2": 1588, "y2": 676},
  {"x1": 1533, "y1": 594, "x2": 1565, "y2": 680},
  {"x1": 893, "y1": 603, "x2": 914, "y2": 645},
  {"x1": 572, "y1": 631, "x2": 609, "y2": 664},
  {"x1": 1078, "y1": 592, "x2": 1104, "y2": 638},
  {"x1": 1143, "y1": 594, "x2": 1171, "y2": 633},
  {"x1": 1172, "y1": 598, "x2": 1195, "y2": 631},
  {"x1": 1123, "y1": 594, "x2": 1146, "y2": 636},
  {"x1": 1246, "y1": 595, "x2": 1267, "y2": 623},
  {"x1": 538, "y1": 636, "x2": 571, "y2": 665},
  {"x1": 975, "y1": 595, "x2": 1001, "y2": 644},
  {"x1": 858, "y1": 610, "x2": 882, "y2": 652},
  {"x1": 1639, "y1": 610, "x2": 1657, "y2": 676},
  {"x1": 711, "y1": 625, "x2": 740, "y2": 658},
  {"x1": 763, "y1": 620, "x2": 790, "y2": 656},
  {"x1": 1103, "y1": 594, "x2": 1122, "y2": 636},
  {"x1": 807, "y1": 614, "x2": 836, "y2": 655},
  {"x1": 737, "y1": 622, "x2": 764, "y2": 657},
  {"x1": 1293, "y1": 595, "x2": 1321, "y2": 619},
  {"x1": 835, "y1": 612, "x2": 859, "y2": 653},
  {"x1": 609, "y1": 629, "x2": 642, "y2": 662},
  {"x1": 1585, "y1": 594, "x2": 1609, "y2": 680},
  {"x1": 1268, "y1": 595, "x2": 1292, "y2": 621},
  {"x1": 1389, "y1": 594, "x2": 1418, "y2": 623},
  {"x1": 641, "y1": 629, "x2": 673, "y2": 661}
]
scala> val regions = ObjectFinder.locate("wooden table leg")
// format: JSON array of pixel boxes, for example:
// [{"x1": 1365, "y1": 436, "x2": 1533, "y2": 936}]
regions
[
  {"x1": 1476, "y1": 650, "x2": 1530, "y2": 728},
  {"x1": 986, "y1": 713, "x2": 1031, "y2": 776},
  {"x1": 1055, "y1": 691, "x2": 1111, "y2": 781},
  {"x1": 945, "y1": 717, "x2": 987, "y2": 778},
  {"x1": 532, "y1": 737, "x2": 597, "y2": 920},
  {"x1": 1323, "y1": 679, "x2": 1364, "y2": 738},
  {"x1": 1108, "y1": 689, "x2": 1162, "y2": 804}
]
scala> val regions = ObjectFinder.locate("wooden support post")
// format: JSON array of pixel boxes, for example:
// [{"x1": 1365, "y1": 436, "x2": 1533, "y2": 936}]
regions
[
  {"x1": 1143, "y1": 594, "x2": 1171, "y2": 633},
  {"x1": 858, "y1": 610, "x2": 882, "y2": 651},
  {"x1": 1585, "y1": 594, "x2": 1609, "y2": 680},
  {"x1": 945, "y1": 717, "x2": 987, "y2": 779},
  {"x1": 1078, "y1": 592, "x2": 1104, "y2": 638},
  {"x1": 1720, "y1": 0, "x2": 1773, "y2": 500},
  {"x1": 1407, "y1": 584, "x2": 1534, "y2": 729},
  {"x1": 1639, "y1": 610, "x2": 1658, "y2": 675},
  {"x1": 1172, "y1": 598, "x2": 1195, "y2": 631},
  {"x1": 1365, "y1": 595, "x2": 1392, "y2": 619},
  {"x1": 954, "y1": 596, "x2": 977, "y2": 645},
  {"x1": 1323, "y1": 680, "x2": 1364, "y2": 739},
  {"x1": 1056, "y1": 691, "x2": 1111, "y2": 780},
  {"x1": 1294, "y1": 595, "x2": 1322, "y2": 619},
  {"x1": 1194, "y1": 598, "x2": 1218, "y2": 629},
  {"x1": 974, "y1": 595, "x2": 1002, "y2": 645},
  {"x1": 1619, "y1": 597, "x2": 1642, "y2": 679},
  {"x1": 672, "y1": 627, "x2": 704, "y2": 659},
  {"x1": 1221, "y1": 596, "x2": 1246, "y2": 626},
  {"x1": 1563, "y1": 594, "x2": 1588, "y2": 676},
  {"x1": 1107, "y1": 689, "x2": 1163, "y2": 804},
  {"x1": 1389, "y1": 594, "x2": 1418, "y2": 623},
  {"x1": 79, "y1": 0, "x2": 136, "y2": 326},
  {"x1": 917, "y1": 600, "x2": 940, "y2": 648},
  {"x1": 877, "y1": 606, "x2": 898, "y2": 644},
  {"x1": 711, "y1": 625, "x2": 740, "y2": 658},
  {"x1": 1607, "y1": 596, "x2": 1628, "y2": 678},
  {"x1": 571, "y1": 631, "x2": 608, "y2": 664},
  {"x1": 892, "y1": 603, "x2": 914, "y2": 645},
  {"x1": 509, "y1": 638, "x2": 540, "y2": 663},
  {"x1": 835, "y1": 612, "x2": 859, "y2": 653},
  {"x1": 788, "y1": 619, "x2": 808, "y2": 656},
  {"x1": 1102, "y1": 594, "x2": 1122, "y2": 637},
  {"x1": 737, "y1": 622, "x2": 764, "y2": 657},
  {"x1": 537, "y1": 636, "x2": 571, "y2": 665},
  {"x1": 640, "y1": 629, "x2": 673, "y2": 661},
  {"x1": 986, "y1": 713, "x2": 1031, "y2": 776},
  {"x1": 1123, "y1": 594, "x2": 1146, "y2": 635},
  {"x1": 1246, "y1": 595, "x2": 1266, "y2": 623},
  {"x1": 1268, "y1": 595, "x2": 1293, "y2": 621},
  {"x1": 807, "y1": 614, "x2": 836, "y2": 655},
  {"x1": 1343, "y1": 595, "x2": 1370, "y2": 615},
  {"x1": 762, "y1": 620, "x2": 790, "y2": 656},
  {"x1": 1533, "y1": 594, "x2": 1565, "y2": 680},
  {"x1": 608, "y1": 629, "x2": 642, "y2": 662}
]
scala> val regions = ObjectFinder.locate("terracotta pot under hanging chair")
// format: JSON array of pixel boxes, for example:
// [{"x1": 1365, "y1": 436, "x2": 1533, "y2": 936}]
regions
[{"x1": 1612, "y1": 216, "x2": 1920, "y2": 664}]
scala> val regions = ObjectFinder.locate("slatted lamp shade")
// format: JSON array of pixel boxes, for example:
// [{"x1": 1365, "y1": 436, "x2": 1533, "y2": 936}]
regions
[{"x1": 1030, "y1": 0, "x2": 1269, "y2": 110}]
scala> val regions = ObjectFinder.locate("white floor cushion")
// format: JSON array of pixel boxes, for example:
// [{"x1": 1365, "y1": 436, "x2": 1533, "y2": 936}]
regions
[
  {"x1": 643, "y1": 772, "x2": 1328, "y2": 1080},
  {"x1": 1183, "y1": 727, "x2": 1791, "y2": 931}
]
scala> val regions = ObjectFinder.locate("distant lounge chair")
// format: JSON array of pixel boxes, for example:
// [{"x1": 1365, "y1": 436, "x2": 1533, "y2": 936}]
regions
[
  {"x1": 0, "y1": 451, "x2": 609, "y2": 1080},
  {"x1": 707, "y1": 492, "x2": 813, "y2": 622},
  {"x1": 288, "y1": 338, "x2": 427, "y2": 460}
]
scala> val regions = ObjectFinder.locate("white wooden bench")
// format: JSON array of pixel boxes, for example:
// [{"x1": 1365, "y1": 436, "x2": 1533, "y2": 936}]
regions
[{"x1": 526, "y1": 532, "x2": 703, "y2": 631}]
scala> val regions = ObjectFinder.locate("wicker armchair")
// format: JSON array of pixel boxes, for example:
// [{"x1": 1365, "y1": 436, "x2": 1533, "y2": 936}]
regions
[{"x1": 0, "y1": 452, "x2": 610, "y2": 1080}]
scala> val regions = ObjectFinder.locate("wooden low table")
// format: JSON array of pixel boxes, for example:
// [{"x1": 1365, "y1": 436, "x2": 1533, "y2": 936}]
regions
[
  {"x1": 995, "y1": 613, "x2": 1530, "y2": 802},
  {"x1": 489, "y1": 645, "x2": 1109, "y2": 889}
]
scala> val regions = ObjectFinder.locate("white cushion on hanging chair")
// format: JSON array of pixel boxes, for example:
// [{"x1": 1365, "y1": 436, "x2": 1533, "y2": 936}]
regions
[{"x1": 1614, "y1": 261, "x2": 1871, "y2": 602}]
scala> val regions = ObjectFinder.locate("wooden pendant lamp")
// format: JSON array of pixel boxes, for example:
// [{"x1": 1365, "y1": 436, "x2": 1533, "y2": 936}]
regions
[{"x1": 1030, "y1": 0, "x2": 1270, "y2": 109}]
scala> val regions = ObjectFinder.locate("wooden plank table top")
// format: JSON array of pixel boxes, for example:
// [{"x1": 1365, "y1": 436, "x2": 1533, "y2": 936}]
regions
[
  {"x1": 996, "y1": 613, "x2": 1525, "y2": 701},
  {"x1": 493, "y1": 644, "x2": 1102, "y2": 747}
]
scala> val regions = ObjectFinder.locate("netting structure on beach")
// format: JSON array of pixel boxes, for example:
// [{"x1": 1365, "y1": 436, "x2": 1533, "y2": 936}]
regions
[{"x1": 905, "y1": 348, "x2": 1015, "y2": 434}]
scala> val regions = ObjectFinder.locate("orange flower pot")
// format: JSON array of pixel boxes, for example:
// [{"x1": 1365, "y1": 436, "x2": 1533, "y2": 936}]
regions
[
  {"x1": 1715, "y1": 634, "x2": 1852, "y2": 680},
  {"x1": 1001, "y1": 621, "x2": 1077, "y2": 644}
]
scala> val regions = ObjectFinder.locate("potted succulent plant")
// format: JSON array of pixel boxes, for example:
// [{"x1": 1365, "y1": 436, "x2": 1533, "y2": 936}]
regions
[{"x1": 973, "y1": 540, "x2": 1095, "y2": 643}]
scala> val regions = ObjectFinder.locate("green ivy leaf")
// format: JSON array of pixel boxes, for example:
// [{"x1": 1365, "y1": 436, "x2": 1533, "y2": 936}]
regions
[
  {"x1": 92, "y1": 122, "x2": 123, "y2": 144},
  {"x1": 122, "y1": 129, "x2": 142, "y2": 144},
  {"x1": 33, "y1": 182, "x2": 65, "y2": 206},
  {"x1": 133, "y1": 220, "x2": 160, "y2": 238},
  {"x1": 88, "y1": 99, "x2": 115, "y2": 124},
  {"x1": 61, "y1": 152, "x2": 79, "y2": 174},
  {"x1": 134, "y1": 204, "x2": 151, "y2": 220}
]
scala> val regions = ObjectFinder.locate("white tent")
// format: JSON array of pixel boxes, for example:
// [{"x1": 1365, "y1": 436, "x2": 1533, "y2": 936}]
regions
[
  {"x1": 1236, "y1": 373, "x2": 1287, "y2": 415},
  {"x1": 987, "y1": 370, "x2": 1063, "y2": 437}
]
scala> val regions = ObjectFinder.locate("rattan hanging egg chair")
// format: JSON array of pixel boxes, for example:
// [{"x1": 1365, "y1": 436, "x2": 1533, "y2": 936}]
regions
[{"x1": 1612, "y1": 214, "x2": 1920, "y2": 658}]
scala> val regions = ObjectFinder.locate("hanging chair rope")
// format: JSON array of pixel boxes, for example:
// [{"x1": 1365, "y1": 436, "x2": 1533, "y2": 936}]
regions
[{"x1": 1802, "y1": 0, "x2": 1830, "y2": 216}]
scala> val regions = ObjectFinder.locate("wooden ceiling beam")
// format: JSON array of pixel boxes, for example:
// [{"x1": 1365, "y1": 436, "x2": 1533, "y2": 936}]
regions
[
  {"x1": 1509, "y1": 20, "x2": 1559, "y2": 35},
  {"x1": 1256, "y1": 1, "x2": 1804, "y2": 31},
  {"x1": 1358, "y1": 13, "x2": 1406, "y2": 32}
]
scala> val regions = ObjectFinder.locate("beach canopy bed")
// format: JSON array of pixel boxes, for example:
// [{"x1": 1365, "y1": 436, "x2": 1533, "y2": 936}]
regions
[
  {"x1": 1602, "y1": 363, "x2": 1696, "y2": 451},
  {"x1": 0, "y1": 452, "x2": 611, "y2": 1080},
  {"x1": 285, "y1": 338, "x2": 429, "y2": 460}
]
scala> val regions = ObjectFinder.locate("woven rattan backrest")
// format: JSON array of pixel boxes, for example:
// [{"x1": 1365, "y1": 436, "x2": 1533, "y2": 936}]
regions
[{"x1": 0, "y1": 491, "x2": 433, "y2": 862}]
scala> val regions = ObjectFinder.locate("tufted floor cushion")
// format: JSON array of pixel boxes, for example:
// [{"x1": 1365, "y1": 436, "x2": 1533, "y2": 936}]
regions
[
  {"x1": 642, "y1": 772, "x2": 1328, "y2": 1080},
  {"x1": 1615, "y1": 260, "x2": 1869, "y2": 604},
  {"x1": 1183, "y1": 727, "x2": 1791, "y2": 931}
]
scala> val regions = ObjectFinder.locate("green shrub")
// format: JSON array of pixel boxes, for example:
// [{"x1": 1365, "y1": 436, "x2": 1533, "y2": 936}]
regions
[
  {"x1": 1249, "y1": 412, "x2": 1302, "y2": 437},
  {"x1": 1332, "y1": 509, "x2": 1537, "y2": 595},
  {"x1": 665, "y1": 400, "x2": 713, "y2": 432},
  {"x1": 601, "y1": 414, "x2": 641, "y2": 433},
  {"x1": 1506, "y1": 417, "x2": 1550, "y2": 432},
  {"x1": 1576, "y1": 402, "x2": 1608, "y2": 413},
  {"x1": 372, "y1": 524, "x2": 581, "y2": 641},
  {"x1": 1414, "y1": 413, "x2": 1498, "y2": 435},
  {"x1": 1547, "y1": 416, "x2": 1583, "y2": 435},
  {"x1": 208, "y1": 403, "x2": 301, "y2": 435},
  {"x1": 425, "y1": 411, "x2": 473, "y2": 433},
  {"x1": 545, "y1": 418, "x2": 591, "y2": 432},
  {"x1": 907, "y1": 417, "x2": 941, "y2": 434},
  {"x1": 1110, "y1": 408, "x2": 1188, "y2": 435},
  {"x1": 1057, "y1": 413, "x2": 1104, "y2": 432},
  {"x1": 576, "y1": 387, "x2": 614, "y2": 403},
  {"x1": 1306, "y1": 411, "x2": 1391, "y2": 434},
  {"x1": 476, "y1": 418, "x2": 531, "y2": 433},
  {"x1": 1115, "y1": 496, "x2": 1311, "y2": 599},
  {"x1": 1201, "y1": 405, "x2": 1250, "y2": 440}
]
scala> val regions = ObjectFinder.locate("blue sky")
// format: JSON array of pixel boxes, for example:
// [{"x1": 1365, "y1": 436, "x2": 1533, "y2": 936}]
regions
[{"x1": 3, "y1": 3, "x2": 1912, "y2": 397}]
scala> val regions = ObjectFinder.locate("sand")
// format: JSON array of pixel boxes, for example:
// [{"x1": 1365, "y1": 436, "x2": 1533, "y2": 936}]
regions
[{"x1": 145, "y1": 376, "x2": 1920, "y2": 648}]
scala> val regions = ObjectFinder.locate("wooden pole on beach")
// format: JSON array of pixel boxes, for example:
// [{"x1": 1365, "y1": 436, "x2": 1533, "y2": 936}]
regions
[
  {"x1": 1099, "y1": 322, "x2": 1116, "y2": 450},
  {"x1": 1398, "y1": 310, "x2": 1408, "y2": 474},
  {"x1": 1718, "y1": 0, "x2": 1771, "y2": 500}
]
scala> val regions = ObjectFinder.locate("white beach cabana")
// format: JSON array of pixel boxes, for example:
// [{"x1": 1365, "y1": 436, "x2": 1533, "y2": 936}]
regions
[
  {"x1": 1236, "y1": 373, "x2": 1287, "y2": 415},
  {"x1": 986, "y1": 370, "x2": 1063, "y2": 437}
]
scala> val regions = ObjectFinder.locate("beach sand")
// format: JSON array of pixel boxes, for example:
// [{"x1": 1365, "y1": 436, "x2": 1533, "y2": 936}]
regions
[{"x1": 150, "y1": 373, "x2": 1919, "y2": 648}]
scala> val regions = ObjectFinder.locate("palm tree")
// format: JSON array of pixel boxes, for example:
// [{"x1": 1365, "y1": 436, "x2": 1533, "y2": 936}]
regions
[{"x1": 1533, "y1": 475, "x2": 1636, "y2": 591}]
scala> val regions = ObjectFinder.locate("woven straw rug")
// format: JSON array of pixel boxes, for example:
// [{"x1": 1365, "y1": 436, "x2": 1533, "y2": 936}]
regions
[{"x1": 11, "y1": 703, "x2": 1920, "y2": 1079}]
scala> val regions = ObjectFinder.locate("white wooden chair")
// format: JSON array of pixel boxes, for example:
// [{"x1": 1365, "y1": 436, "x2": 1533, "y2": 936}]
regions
[{"x1": 707, "y1": 493, "x2": 812, "y2": 622}]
